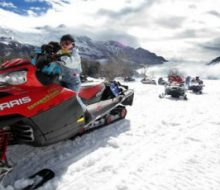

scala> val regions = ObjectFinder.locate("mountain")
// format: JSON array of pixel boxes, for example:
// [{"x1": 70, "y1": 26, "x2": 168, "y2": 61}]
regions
[
  {"x1": 77, "y1": 37, "x2": 167, "y2": 66},
  {"x1": 207, "y1": 56, "x2": 220, "y2": 65},
  {"x1": 0, "y1": 36, "x2": 35, "y2": 59},
  {"x1": 0, "y1": 35, "x2": 167, "y2": 67},
  {"x1": 0, "y1": 26, "x2": 167, "y2": 65}
]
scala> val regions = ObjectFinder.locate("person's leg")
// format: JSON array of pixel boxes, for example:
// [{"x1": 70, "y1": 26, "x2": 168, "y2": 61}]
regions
[
  {"x1": 67, "y1": 76, "x2": 87, "y2": 112},
  {"x1": 63, "y1": 71, "x2": 93, "y2": 121},
  {"x1": 76, "y1": 95, "x2": 87, "y2": 112}
]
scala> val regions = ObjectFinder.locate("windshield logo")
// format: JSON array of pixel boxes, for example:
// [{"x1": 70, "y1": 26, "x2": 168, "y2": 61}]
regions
[{"x1": 0, "y1": 97, "x2": 31, "y2": 111}]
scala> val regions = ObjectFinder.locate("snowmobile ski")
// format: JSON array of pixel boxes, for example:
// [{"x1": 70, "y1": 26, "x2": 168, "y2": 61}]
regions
[
  {"x1": 0, "y1": 133, "x2": 13, "y2": 183},
  {"x1": 22, "y1": 169, "x2": 55, "y2": 190}
]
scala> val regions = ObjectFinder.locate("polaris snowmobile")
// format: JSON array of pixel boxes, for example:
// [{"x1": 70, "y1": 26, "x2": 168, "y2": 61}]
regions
[
  {"x1": 159, "y1": 82, "x2": 187, "y2": 100},
  {"x1": 0, "y1": 57, "x2": 134, "y2": 185}
]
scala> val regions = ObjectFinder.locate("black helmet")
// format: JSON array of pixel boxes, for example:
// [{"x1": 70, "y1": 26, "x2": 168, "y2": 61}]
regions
[
  {"x1": 48, "y1": 41, "x2": 61, "y2": 53},
  {"x1": 60, "y1": 34, "x2": 75, "y2": 43}
]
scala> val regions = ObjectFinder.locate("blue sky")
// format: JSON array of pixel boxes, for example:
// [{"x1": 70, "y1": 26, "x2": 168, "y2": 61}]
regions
[{"x1": 0, "y1": 0, "x2": 54, "y2": 15}]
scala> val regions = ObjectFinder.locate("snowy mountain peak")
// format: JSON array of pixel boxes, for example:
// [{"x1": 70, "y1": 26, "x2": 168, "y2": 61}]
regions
[{"x1": 0, "y1": 28, "x2": 167, "y2": 65}]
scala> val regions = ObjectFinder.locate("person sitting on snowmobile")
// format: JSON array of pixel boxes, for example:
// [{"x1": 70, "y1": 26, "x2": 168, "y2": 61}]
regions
[
  {"x1": 30, "y1": 41, "x2": 63, "y2": 85},
  {"x1": 34, "y1": 35, "x2": 82, "y2": 92},
  {"x1": 191, "y1": 76, "x2": 203, "y2": 85},
  {"x1": 31, "y1": 35, "x2": 88, "y2": 112},
  {"x1": 168, "y1": 74, "x2": 183, "y2": 84},
  {"x1": 32, "y1": 41, "x2": 61, "y2": 70},
  {"x1": 58, "y1": 34, "x2": 91, "y2": 119},
  {"x1": 57, "y1": 34, "x2": 82, "y2": 92}
]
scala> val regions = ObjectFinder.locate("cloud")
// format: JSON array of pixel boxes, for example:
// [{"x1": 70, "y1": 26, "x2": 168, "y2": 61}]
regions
[
  {"x1": 188, "y1": 4, "x2": 197, "y2": 9},
  {"x1": 155, "y1": 16, "x2": 186, "y2": 29},
  {"x1": 0, "y1": 1, "x2": 16, "y2": 8},
  {"x1": 96, "y1": 0, "x2": 155, "y2": 19},
  {"x1": 175, "y1": 29, "x2": 197, "y2": 39},
  {"x1": 48, "y1": 0, "x2": 70, "y2": 7},
  {"x1": 92, "y1": 29, "x2": 140, "y2": 47},
  {"x1": 207, "y1": 10, "x2": 220, "y2": 17},
  {"x1": 30, "y1": 6, "x2": 46, "y2": 11},
  {"x1": 172, "y1": 28, "x2": 218, "y2": 40},
  {"x1": 0, "y1": 0, "x2": 52, "y2": 16},
  {"x1": 24, "y1": 0, "x2": 70, "y2": 4},
  {"x1": 60, "y1": 0, "x2": 71, "y2": 4},
  {"x1": 33, "y1": 24, "x2": 140, "y2": 47},
  {"x1": 24, "y1": 0, "x2": 46, "y2": 2}
]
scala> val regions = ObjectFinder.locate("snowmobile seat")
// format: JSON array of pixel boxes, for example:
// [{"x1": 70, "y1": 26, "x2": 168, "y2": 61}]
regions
[{"x1": 79, "y1": 83, "x2": 105, "y2": 100}]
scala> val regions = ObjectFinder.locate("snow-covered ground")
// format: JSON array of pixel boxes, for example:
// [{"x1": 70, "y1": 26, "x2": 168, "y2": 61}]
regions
[{"x1": 1, "y1": 79, "x2": 220, "y2": 190}]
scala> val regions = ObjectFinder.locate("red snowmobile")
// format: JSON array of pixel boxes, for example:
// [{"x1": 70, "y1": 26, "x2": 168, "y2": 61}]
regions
[
  {"x1": 0, "y1": 58, "x2": 134, "y2": 184},
  {"x1": 159, "y1": 75, "x2": 187, "y2": 100}
]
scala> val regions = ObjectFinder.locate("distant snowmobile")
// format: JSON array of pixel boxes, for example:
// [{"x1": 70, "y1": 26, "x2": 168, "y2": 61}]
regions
[
  {"x1": 140, "y1": 64, "x2": 156, "y2": 85},
  {"x1": 124, "y1": 76, "x2": 135, "y2": 82},
  {"x1": 159, "y1": 82, "x2": 187, "y2": 100},
  {"x1": 0, "y1": 56, "x2": 134, "y2": 186},
  {"x1": 187, "y1": 77, "x2": 204, "y2": 94},
  {"x1": 141, "y1": 77, "x2": 156, "y2": 85},
  {"x1": 159, "y1": 75, "x2": 187, "y2": 100},
  {"x1": 158, "y1": 77, "x2": 168, "y2": 85}
]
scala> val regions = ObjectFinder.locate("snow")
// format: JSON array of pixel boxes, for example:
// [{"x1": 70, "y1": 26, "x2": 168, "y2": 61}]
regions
[{"x1": 1, "y1": 79, "x2": 220, "y2": 190}]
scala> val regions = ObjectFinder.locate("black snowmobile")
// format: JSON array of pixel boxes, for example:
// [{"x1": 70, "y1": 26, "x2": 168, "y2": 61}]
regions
[
  {"x1": 187, "y1": 77, "x2": 204, "y2": 94},
  {"x1": 159, "y1": 82, "x2": 187, "y2": 100},
  {"x1": 158, "y1": 77, "x2": 168, "y2": 85}
]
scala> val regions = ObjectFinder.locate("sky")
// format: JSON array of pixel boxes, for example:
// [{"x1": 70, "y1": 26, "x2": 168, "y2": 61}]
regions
[{"x1": 0, "y1": 0, "x2": 220, "y2": 62}]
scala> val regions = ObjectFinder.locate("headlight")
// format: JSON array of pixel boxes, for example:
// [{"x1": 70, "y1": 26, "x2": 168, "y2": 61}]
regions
[{"x1": 0, "y1": 71, "x2": 27, "y2": 85}]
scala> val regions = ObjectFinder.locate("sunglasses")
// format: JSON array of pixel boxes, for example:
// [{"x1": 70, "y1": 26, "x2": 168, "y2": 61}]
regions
[{"x1": 60, "y1": 41, "x2": 73, "y2": 46}]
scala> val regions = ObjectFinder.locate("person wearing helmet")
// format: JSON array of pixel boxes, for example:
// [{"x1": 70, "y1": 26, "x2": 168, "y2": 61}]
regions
[
  {"x1": 193, "y1": 76, "x2": 203, "y2": 85},
  {"x1": 58, "y1": 34, "x2": 82, "y2": 92},
  {"x1": 168, "y1": 74, "x2": 183, "y2": 84}
]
